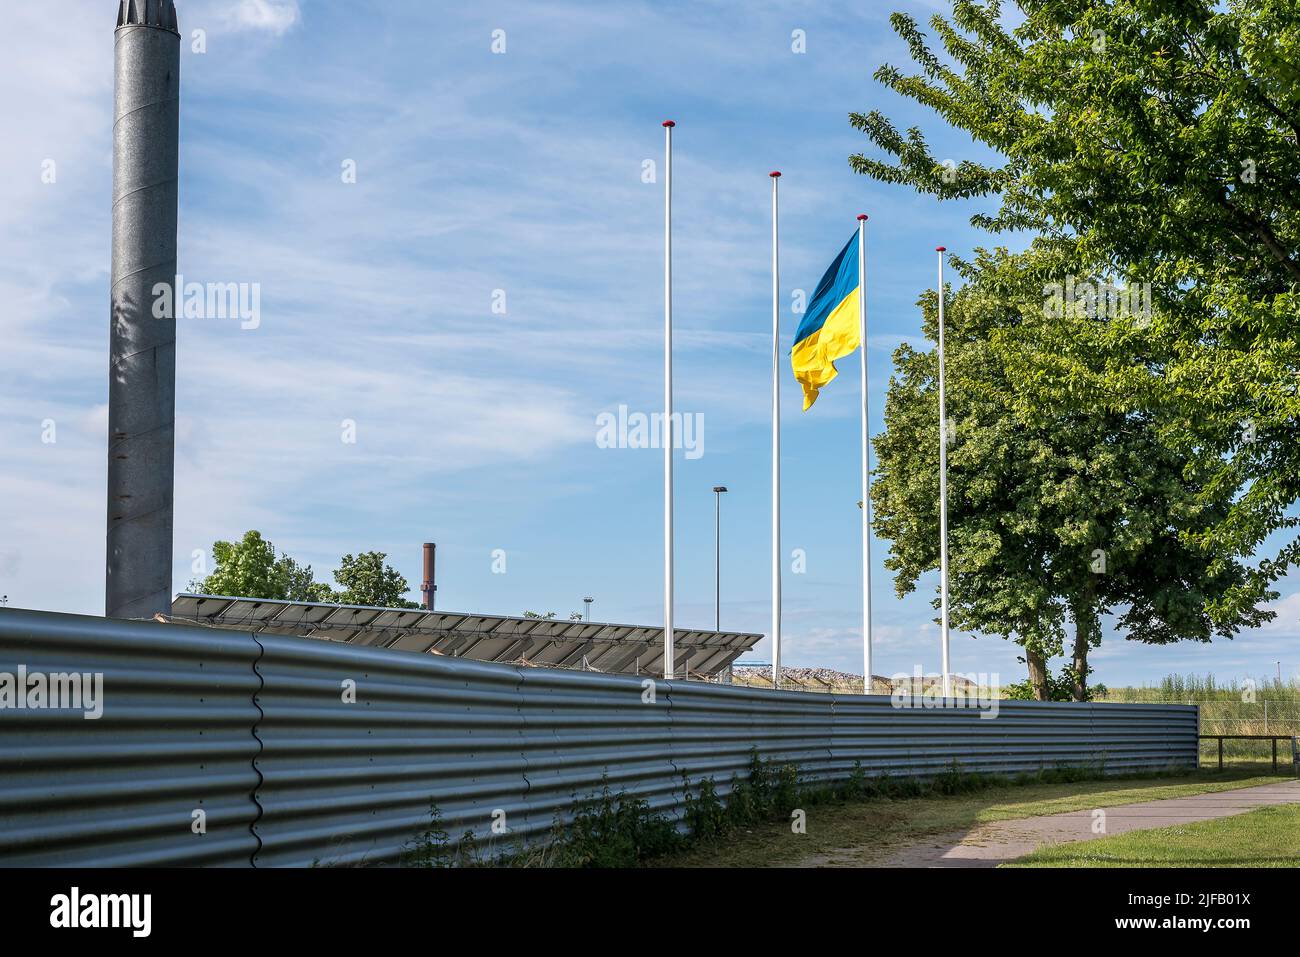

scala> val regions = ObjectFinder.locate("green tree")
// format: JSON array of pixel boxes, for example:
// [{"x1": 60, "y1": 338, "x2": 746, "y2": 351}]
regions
[
  {"x1": 870, "y1": 256, "x2": 1270, "y2": 699},
  {"x1": 190, "y1": 530, "x2": 331, "y2": 601},
  {"x1": 330, "y1": 552, "x2": 418, "y2": 608},
  {"x1": 850, "y1": 0, "x2": 1299, "y2": 621}
]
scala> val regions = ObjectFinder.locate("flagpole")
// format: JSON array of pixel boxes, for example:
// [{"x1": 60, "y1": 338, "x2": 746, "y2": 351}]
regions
[
  {"x1": 663, "y1": 120, "x2": 675, "y2": 681},
  {"x1": 770, "y1": 171, "x2": 782, "y2": 690},
  {"x1": 936, "y1": 246, "x2": 951, "y2": 697},
  {"x1": 858, "y1": 214, "x2": 872, "y2": 694}
]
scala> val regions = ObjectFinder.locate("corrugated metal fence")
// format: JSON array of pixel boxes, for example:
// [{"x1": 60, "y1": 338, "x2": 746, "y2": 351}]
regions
[{"x1": 0, "y1": 608, "x2": 1198, "y2": 867}]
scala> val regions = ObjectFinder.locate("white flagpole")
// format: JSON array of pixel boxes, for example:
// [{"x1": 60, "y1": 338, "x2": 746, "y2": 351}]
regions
[
  {"x1": 936, "y1": 246, "x2": 951, "y2": 697},
  {"x1": 770, "y1": 171, "x2": 782, "y2": 690},
  {"x1": 858, "y1": 214, "x2": 872, "y2": 694},
  {"x1": 663, "y1": 120, "x2": 675, "y2": 681}
]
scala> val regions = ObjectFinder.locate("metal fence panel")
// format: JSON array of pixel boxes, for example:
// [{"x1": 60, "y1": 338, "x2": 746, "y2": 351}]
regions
[
  {"x1": 0, "y1": 609, "x2": 260, "y2": 866},
  {"x1": 829, "y1": 697, "x2": 1198, "y2": 779},
  {"x1": 668, "y1": 680, "x2": 764, "y2": 795},
  {"x1": 0, "y1": 609, "x2": 1199, "y2": 867},
  {"x1": 515, "y1": 668, "x2": 675, "y2": 843},
  {"x1": 251, "y1": 633, "x2": 528, "y2": 867},
  {"x1": 1088, "y1": 702, "x2": 1200, "y2": 771}
]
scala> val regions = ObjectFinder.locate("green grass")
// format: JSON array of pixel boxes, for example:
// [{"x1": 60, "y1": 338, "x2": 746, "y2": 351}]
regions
[
  {"x1": 1100, "y1": 673, "x2": 1300, "y2": 704},
  {"x1": 1006, "y1": 803, "x2": 1300, "y2": 868},
  {"x1": 1100, "y1": 673, "x2": 1300, "y2": 746},
  {"x1": 662, "y1": 770, "x2": 1283, "y2": 868}
]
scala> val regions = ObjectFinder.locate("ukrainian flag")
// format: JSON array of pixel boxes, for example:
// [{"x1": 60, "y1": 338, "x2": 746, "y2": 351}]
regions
[{"x1": 791, "y1": 231, "x2": 861, "y2": 410}]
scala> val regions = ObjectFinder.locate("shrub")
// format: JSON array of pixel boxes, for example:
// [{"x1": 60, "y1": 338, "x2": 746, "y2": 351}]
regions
[
  {"x1": 399, "y1": 801, "x2": 454, "y2": 868},
  {"x1": 547, "y1": 779, "x2": 682, "y2": 868},
  {"x1": 682, "y1": 773, "x2": 729, "y2": 840}
]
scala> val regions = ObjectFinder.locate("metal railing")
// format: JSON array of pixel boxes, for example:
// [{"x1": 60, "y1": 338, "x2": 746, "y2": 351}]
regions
[
  {"x1": 1199, "y1": 734, "x2": 1300, "y2": 773},
  {"x1": 1, "y1": 607, "x2": 1199, "y2": 867}
]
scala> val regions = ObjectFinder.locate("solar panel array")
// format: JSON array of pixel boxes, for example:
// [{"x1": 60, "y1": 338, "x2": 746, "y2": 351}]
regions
[{"x1": 169, "y1": 593, "x2": 761, "y2": 677}]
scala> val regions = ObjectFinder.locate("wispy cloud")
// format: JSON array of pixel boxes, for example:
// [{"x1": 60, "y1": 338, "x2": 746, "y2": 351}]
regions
[{"x1": 209, "y1": 0, "x2": 301, "y2": 36}]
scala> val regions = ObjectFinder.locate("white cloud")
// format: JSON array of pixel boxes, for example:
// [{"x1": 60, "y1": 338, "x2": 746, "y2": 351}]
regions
[
  {"x1": 213, "y1": 0, "x2": 300, "y2": 35},
  {"x1": 1258, "y1": 589, "x2": 1300, "y2": 634}
]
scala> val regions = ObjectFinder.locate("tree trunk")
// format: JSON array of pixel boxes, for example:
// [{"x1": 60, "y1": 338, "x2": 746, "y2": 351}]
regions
[
  {"x1": 1071, "y1": 581, "x2": 1096, "y2": 702},
  {"x1": 1071, "y1": 618, "x2": 1089, "y2": 702},
  {"x1": 1025, "y1": 648, "x2": 1049, "y2": 701}
]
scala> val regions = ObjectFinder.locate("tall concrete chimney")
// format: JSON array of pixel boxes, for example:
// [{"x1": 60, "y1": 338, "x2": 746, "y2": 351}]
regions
[
  {"x1": 421, "y1": 543, "x2": 437, "y2": 610},
  {"x1": 106, "y1": 0, "x2": 180, "y2": 618}
]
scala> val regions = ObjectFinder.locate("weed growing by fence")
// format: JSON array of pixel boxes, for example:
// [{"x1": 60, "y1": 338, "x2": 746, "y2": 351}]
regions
[
  {"x1": 398, "y1": 752, "x2": 1210, "y2": 868},
  {"x1": 543, "y1": 781, "x2": 682, "y2": 867},
  {"x1": 398, "y1": 802, "x2": 456, "y2": 868}
]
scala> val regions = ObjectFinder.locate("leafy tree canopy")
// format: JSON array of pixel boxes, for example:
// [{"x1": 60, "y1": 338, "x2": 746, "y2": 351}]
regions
[
  {"x1": 851, "y1": 0, "x2": 1299, "y2": 619},
  {"x1": 190, "y1": 532, "x2": 417, "y2": 608},
  {"x1": 188, "y1": 530, "x2": 330, "y2": 602},
  {"x1": 330, "y1": 551, "x2": 419, "y2": 608},
  {"x1": 870, "y1": 250, "x2": 1273, "y2": 698}
]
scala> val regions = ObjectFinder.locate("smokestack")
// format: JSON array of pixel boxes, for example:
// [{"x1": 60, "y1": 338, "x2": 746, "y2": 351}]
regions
[
  {"x1": 106, "y1": 0, "x2": 180, "y2": 618},
  {"x1": 421, "y1": 543, "x2": 437, "y2": 610}
]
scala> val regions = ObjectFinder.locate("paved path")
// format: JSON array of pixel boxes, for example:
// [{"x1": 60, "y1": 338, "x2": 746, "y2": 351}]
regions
[{"x1": 807, "y1": 780, "x2": 1300, "y2": 868}]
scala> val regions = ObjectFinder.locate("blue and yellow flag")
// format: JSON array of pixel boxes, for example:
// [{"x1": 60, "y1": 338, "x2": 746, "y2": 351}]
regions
[{"x1": 791, "y1": 231, "x2": 861, "y2": 410}]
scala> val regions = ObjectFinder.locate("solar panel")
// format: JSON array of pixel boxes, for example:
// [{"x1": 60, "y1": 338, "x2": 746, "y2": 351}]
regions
[{"x1": 169, "y1": 594, "x2": 761, "y2": 678}]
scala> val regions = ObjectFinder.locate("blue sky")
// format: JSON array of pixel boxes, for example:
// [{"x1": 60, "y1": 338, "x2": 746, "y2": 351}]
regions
[{"x1": 1, "y1": 0, "x2": 1295, "y2": 688}]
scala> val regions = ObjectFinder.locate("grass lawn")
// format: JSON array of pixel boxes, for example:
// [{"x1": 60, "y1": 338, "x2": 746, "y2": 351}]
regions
[
  {"x1": 661, "y1": 770, "x2": 1284, "y2": 868},
  {"x1": 1006, "y1": 803, "x2": 1300, "y2": 867}
]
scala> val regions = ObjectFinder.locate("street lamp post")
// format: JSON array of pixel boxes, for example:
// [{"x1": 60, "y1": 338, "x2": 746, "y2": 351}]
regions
[
  {"x1": 712, "y1": 486, "x2": 728, "y2": 632},
  {"x1": 713, "y1": 486, "x2": 729, "y2": 685}
]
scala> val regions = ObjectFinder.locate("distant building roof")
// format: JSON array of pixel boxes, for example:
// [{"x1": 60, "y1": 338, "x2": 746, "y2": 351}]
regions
[{"x1": 170, "y1": 593, "x2": 760, "y2": 678}]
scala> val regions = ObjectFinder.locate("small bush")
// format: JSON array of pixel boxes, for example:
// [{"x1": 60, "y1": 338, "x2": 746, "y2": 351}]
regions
[
  {"x1": 846, "y1": 760, "x2": 867, "y2": 798},
  {"x1": 546, "y1": 779, "x2": 682, "y2": 868},
  {"x1": 725, "y1": 773, "x2": 760, "y2": 828},
  {"x1": 399, "y1": 801, "x2": 455, "y2": 868},
  {"x1": 772, "y1": 763, "x2": 800, "y2": 812},
  {"x1": 682, "y1": 773, "x2": 729, "y2": 840}
]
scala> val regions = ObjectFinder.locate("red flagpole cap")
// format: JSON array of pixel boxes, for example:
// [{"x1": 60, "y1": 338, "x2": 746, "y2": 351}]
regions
[
  {"x1": 857, "y1": 214, "x2": 868, "y2": 221},
  {"x1": 662, "y1": 120, "x2": 676, "y2": 127},
  {"x1": 936, "y1": 246, "x2": 947, "y2": 252},
  {"x1": 769, "y1": 171, "x2": 781, "y2": 177}
]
